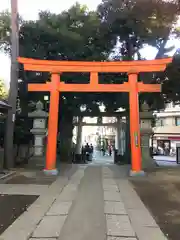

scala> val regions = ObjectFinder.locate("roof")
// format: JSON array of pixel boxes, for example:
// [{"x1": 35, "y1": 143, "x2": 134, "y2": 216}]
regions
[{"x1": 0, "y1": 100, "x2": 11, "y2": 112}]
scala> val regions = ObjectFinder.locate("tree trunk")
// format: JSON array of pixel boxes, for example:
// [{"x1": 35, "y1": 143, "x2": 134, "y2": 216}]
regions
[{"x1": 59, "y1": 112, "x2": 74, "y2": 163}]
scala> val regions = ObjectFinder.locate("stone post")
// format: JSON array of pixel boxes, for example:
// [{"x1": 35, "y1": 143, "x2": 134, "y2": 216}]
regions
[
  {"x1": 114, "y1": 116, "x2": 124, "y2": 163},
  {"x1": 124, "y1": 116, "x2": 131, "y2": 164},
  {"x1": 140, "y1": 102, "x2": 156, "y2": 169},
  {"x1": 119, "y1": 121, "x2": 126, "y2": 155},
  {"x1": 75, "y1": 116, "x2": 83, "y2": 155},
  {"x1": 28, "y1": 101, "x2": 48, "y2": 167},
  {"x1": 115, "y1": 116, "x2": 121, "y2": 154},
  {"x1": 115, "y1": 128, "x2": 119, "y2": 151}
]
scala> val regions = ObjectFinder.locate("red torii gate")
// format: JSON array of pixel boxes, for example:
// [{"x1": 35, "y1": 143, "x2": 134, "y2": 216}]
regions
[{"x1": 18, "y1": 57, "x2": 172, "y2": 175}]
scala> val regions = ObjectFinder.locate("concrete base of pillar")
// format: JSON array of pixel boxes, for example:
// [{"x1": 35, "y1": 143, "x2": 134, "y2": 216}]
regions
[
  {"x1": 43, "y1": 169, "x2": 58, "y2": 176},
  {"x1": 129, "y1": 170, "x2": 146, "y2": 177}
]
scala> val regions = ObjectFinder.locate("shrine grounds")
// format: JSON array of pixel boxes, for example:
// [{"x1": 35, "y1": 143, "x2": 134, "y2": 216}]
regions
[
  {"x1": 131, "y1": 166, "x2": 180, "y2": 240},
  {"x1": 0, "y1": 163, "x2": 180, "y2": 239},
  {"x1": 0, "y1": 164, "x2": 74, "y2": 236}
]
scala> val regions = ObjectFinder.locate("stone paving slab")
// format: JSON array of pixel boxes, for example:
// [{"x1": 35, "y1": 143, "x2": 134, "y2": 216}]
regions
[
  {"x1": 68, "y1": 180, "x2": 81, "y2": 185},
  {"x1": 116, "y1": 180, "x2": 145, "y2": 210},
  {"x1": 0, "y1": 184, "x2": 48, "y2": 195},
  {"x1": 103, "y1": 179, "x2": 117, "y2": 185},
  {"x1": 116, "y1": 179, "x2": 167, "y2": 240},
  {"x1": 107, "y1": 237, "x2": 137, "y2": 240},
  {"x1": 32, "y1": 215, "x2": 67, "y2": 238},
  {"x1": 0, "y1": 185, "x2": 12, "y2": 194},
  {"x1": 103, "y1": 184, "x2": 119, "y2": 192},
  {"x1": 56, "y1": 189, "x2": 77, "y2": 201},
  {"x1": 102, "y1": 174, "x2": 114, "y2": 179},
  {"x1": 70, "y1": 171, "x2": 84, "y2": 179},
  {"x1": 104, "y1": 191, "x2": 122, "y2": 202},
  {"x1": 30, "y1": 239, "x2": 57, "y2": 240},
  {"x1": 128, "y1": 208, "x2": 157, "y2": 227},
  {"x1": 106, "y1": 214, "x2": 136, "y2": 237},
  {"x1": 46, "y1": 201, "x2": 72, "y2": 216},
  {"x1": 64, "y1": 183, "x2": 78, "y2": 191},
  {"x1": 78, "y1": 165, "x2": 87, "y2": 169},
  {"x1": 135, "y1": 226, "x2": 168, "y2": 240},
  {"x1": 105, "y1": 201, "x2": 127, "y2": 215},
  {"x1": 103, "y1": 174, "x2": 114, "y2": 178}
]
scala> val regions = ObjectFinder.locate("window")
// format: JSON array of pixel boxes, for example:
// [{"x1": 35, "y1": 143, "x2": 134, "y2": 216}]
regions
[
  {"x1": 175, "y1": 117, "x2": 180, "y2": 126},
  {"x1": 156, "y1": 119, "x2": 164, "y2": 127}
]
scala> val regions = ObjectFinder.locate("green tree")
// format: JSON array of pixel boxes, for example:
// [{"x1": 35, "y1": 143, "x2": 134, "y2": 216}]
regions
[
  {"x1": 0, "y1": 1, "x2": 180, "y2": 161},
  {"x1": 98, "y1": 0, "x2": 180, "y2": 110},
  {"x1": 0, "y1": 1, "x2": 179, "y2": 111},
  {"x1": 16, "y1": 4, "x2": 117, "y2": 161},
  {"x1": 98, "y1": 0, "x2": 179, "y2": 59},
  {"x1": 158, "y1": 52, "x2": 180, "y2": 104},
  {"x1": 0, "y1": 79, "x2": 8, "y2": 99},
  {"x1": 0, "y1": 11, "x2": 11, "y2": 52}
]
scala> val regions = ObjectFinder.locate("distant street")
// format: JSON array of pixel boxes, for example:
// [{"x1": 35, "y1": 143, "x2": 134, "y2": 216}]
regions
[
  {"x1": 154, "y1": 155, "x2": 178, "y2": 167},
  {"x1": 92, "y1": 151, "x2": 180, "y2": 167},
  {"x1": 89, "y1": 150, "x2": 114, "y2": 165}
]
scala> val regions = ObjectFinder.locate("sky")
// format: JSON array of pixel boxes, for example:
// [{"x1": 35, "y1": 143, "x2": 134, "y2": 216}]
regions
[
  {"x1": 0, "y1": 0, "x2": 101, "y2": 87},
  {"x1": 0, "y1": 0, "x2": 179, "y2": 88}
]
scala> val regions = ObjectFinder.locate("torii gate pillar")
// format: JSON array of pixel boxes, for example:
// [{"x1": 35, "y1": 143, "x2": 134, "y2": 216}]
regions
[
  {"x1": 128, "y1": 72, "x2": 143, "y2": 176},
  {"x1": 44, "y1": 73, "x2": 60, "y2": 175}
]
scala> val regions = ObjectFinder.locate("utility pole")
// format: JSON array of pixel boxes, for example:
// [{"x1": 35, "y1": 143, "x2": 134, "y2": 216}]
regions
[{"x1": 4, "y1": 0, "x2": 19, "y2": 169}]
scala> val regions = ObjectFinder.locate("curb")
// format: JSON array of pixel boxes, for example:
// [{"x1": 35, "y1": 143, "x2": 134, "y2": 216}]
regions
[{"x1": 0, "y1": 171, "x2": 16, "y2": 180}]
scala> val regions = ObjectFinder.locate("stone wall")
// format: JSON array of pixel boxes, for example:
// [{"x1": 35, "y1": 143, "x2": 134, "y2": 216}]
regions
[
  {"x1": 0, "y1": 143, "x2": 34, "y2": 168},
  {"x1": 0, "y1": 148, "x2": 4, "y2": 168}
]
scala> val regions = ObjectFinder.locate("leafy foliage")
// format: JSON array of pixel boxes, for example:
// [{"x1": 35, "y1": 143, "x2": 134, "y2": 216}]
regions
[
  {"x1": 0, "y1": 1, "x2": 180, "y2": 112},
  {"x1": 159, "y1": 53, "x2": 180, "y2": 103},
  {"x1": 98, "y1": 0, "x2": 180, "y2": 59},
  {"x1": 0, "y1": 79, "x2": 8, "y2": 99},
  {"x1": 0, "y1": 11, "x2": 11, "y2": 52},
  {"x1": 0, "y1": 0, "x2": 180, "y2": 161}
]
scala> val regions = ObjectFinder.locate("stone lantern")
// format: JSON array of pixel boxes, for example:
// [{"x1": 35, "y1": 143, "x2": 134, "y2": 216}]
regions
[
  {"x1": 28, "y1": 101, "x2": 48, "y2": 167},
  {"x1": 140, "y1": 102, "x2": 155, "y2": 169}
]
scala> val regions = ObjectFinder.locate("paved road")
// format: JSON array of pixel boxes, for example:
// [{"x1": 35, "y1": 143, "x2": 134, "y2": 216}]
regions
[
  {"x1": 0, "y1": 164, "x2": 167, "y2": 240},
  {"x1": 90, "y1": 150, "x2": 114, "y2": 165}
]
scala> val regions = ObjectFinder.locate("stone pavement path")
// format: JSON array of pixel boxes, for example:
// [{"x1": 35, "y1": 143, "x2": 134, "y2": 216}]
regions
[
  {"x1": 91, "y1": 150, "x2": 114, "y2": 165},
  {"x1": 0, "y1": 165, "x2": 167, "y2": 240}
]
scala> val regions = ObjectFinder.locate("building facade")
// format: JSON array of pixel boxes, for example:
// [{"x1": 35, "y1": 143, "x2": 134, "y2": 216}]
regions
[{"x1": 153, "y1": 102, "x2": 180, "y2": 154}]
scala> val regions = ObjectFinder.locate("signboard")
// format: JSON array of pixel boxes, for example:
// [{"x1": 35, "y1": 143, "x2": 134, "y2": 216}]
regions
[
  {"x1": 168, "y1": 137, "x2": 180, "y2": 141},
  {"x1": 176, "y1": 147, "x2": 180, "y2": 164}
]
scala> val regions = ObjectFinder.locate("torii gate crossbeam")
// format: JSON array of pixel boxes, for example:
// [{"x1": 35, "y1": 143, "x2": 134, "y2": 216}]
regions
[{"x1": 18, "y1": 57, "x2": 172, "y2": 175}]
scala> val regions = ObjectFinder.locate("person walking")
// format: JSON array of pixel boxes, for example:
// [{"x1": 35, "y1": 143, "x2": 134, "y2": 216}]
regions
[
  {"x1": 101, "y1": 146, "x2": 105, "y2": 156},
  {"x1": 84, "y1": 143, "x2": 90, "y2": 161},
  {"x1": 108, "y1": 145, "x2": 112, "y2": 156},
  {"x1": 89, "y1": 144, "x2": 94, "y2": 161}
]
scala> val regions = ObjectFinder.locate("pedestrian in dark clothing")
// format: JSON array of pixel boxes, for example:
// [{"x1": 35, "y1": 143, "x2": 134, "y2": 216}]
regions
[
  {"x1": 101, "y1": 147, "x2": 105, "y2": 156},
  {"x1": 108, "y1": 145, "x2": 112, "y2": 156},
  {"x1": 89, "y1": 144, "x2": 94, "y2": 161},
  {"x1": 81, "y1": 146, "x2": 86, "y2": 163},
  {"x1": 84, "y1": 143, "x2": 90, "y2": 161}
]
